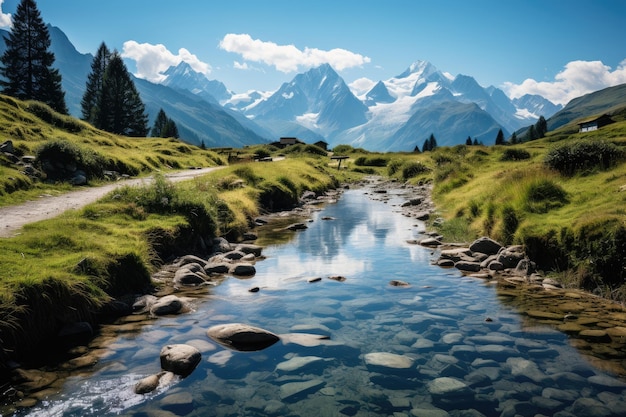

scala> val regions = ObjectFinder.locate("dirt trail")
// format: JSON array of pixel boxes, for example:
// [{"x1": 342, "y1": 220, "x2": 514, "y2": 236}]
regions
[{"x1": 0, "y1": 167, "x2": 223, "y2": 238}]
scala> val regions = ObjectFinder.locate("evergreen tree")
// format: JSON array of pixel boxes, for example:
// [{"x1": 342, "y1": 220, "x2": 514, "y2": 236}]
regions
[
  {"x1": 200, "y1": 140, "x2": 206, "y2": 150},
  {"x1": 428, "y1": 134, "x2": 437, "y2": 151},
  {"x1": 535, "y1": 115, "x2": 547, "y2": 138},
  {"x1": 81, "y1": 42, "x2": 111, "y2": 125},
  {"x1": 527, "y1": 125, "x2": 538, "y2": 141},
  {"x1": 466, "y1": 136, "x2": 472, "y2": 146},
  {"x1": 495, "y1": 129, "x2": 505, "y2": 145},
  {"x1": 0, "y1": 0, "x2": 67, "y2": 114},
  {"x1": 151, "y1": 108, "x2": 179, "y2": 138},
  {"x1": 99, "y1": 52, "x2": 148, "y2": 137},
  {"x1": 473, "y1": 138, "x2": 479, "y2": 146},
  {"x1": 509, "y1": 132, "x2": 518, "y2": 144},
  {"x1": 422, "y1": 138, "x2": 430, "y2": 152},
  {"x1": 413, "y1": 145, "x2": 420, "y2": 153}
]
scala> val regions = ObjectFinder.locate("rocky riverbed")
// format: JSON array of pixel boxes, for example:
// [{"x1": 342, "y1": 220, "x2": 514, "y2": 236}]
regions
[{"x1": 4, "y1": 177, "x2": 626, "y2": 417}]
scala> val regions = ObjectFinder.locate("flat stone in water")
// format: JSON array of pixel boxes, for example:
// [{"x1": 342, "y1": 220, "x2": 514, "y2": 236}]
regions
[
  {"x1": 427, "y1": 377, "x2": 471, "y2": 396},
  {"x1": 364, "y1": 352, "x2": 414, "y2": 369},
  {"x1": 276, "y1": 356, "x2": 325, "y2": 372},
  {"x1": 279, "y1": 379, "x2": 324, "y2": 401}
]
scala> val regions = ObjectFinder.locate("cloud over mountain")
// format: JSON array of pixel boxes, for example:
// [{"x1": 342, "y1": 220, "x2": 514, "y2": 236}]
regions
[
  {"x1": 218, "y1": 33, "x2": 371, "y2": 73},
  {"x1": 503, "y1": 59, "x2": 626, "y2": 105},
  {"x1": 0, "y1": 0, "x2": 9, "y2": 28},
  {"x1": 121, "y1": 41, "x2": 211, "y2": 83}
]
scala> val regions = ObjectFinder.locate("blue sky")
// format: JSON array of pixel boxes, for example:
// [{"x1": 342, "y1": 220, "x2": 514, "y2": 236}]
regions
[{"x1": 1, "y1": 0, "x2": 626, "y2": 104}]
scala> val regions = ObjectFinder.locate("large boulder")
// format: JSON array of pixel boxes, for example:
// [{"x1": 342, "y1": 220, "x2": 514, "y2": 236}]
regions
[
  {"x1": 469, "y1": 237, "x2": 502, "y2": 255},
  {"x1": 207, "y1": 323, "x2": 280, "y2": 351},
  {"x1": 160, "y1": 344, "x2": 201, "y2": 376},
  {"x1": 150, "y1": 295, "x2": 185, "y2": 316}
]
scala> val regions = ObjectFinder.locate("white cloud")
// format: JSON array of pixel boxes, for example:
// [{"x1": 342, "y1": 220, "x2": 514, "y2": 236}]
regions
[
  {"x1": 233, "y1": 61, "x2": 249, "y2": 70},
  {"x1": 219, "y1": 33, "x2": 371, "y2": 73},
  {"x1": 349, "y1": 77, "x2": 376, "y2": 96},
  {"x1": 503, "y1": 59, "x2": 626, "y2": 105},
  {"x1": 121, "y1": 41, "x2": 211, "y2": 83},
  {"x1": 0, "y1": 0, "x2": 12, "y2": 28}
]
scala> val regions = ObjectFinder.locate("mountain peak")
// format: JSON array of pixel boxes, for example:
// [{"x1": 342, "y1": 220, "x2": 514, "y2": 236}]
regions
[{"x1": 397, "y1": 60, "x2": 438, "y2": 79}]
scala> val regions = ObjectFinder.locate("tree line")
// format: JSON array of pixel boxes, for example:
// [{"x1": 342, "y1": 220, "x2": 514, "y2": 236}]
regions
[
  {"x1": 415, "y1": 115, "x2": 548, "y2": 152},
  {"x1": 0, "y1": 0, "x2": 178, "y2": 139}
]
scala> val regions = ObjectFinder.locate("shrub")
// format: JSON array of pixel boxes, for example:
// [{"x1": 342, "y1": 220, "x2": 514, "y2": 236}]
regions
[
  {"x1": 332, "y1": 144, "x2": 355, "y2": 154},
  {"x1": 36, "y1": 139, "x2": 108, "y2": 181},
  {"x1": 523, "y1": 179, "x2": 568, "y2": 213},
  {"x1": 544, "y1": 139, "x2": 624, "y2": 175},
  {"x1": 354, "y1": 156, "x2": 388, "y2": 167},
  {"x1": 500, "y1": 148, "x2": 531, "y2": 161},
  {"x1": 387, "y1": 159, "x2": 403, "y2": 176},
  {"x1": 401, "y1": 161, "x2": 430, "y2": 181}
]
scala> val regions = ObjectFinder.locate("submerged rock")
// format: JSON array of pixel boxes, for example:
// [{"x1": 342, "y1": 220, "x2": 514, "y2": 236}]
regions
[
  {"x1": 207, "y1": 323, "x2": 280, "y2": 351},
  {"x1": 160, "y1": 344, "x2": 201, "y2": 376}
]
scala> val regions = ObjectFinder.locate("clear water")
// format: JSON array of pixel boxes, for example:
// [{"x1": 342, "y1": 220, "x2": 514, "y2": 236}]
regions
[{"x1": 20, "y1": 188, "x2": 626, "y2": 416}]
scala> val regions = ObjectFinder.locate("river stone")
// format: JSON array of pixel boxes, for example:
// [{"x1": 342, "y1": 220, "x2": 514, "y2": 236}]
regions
[
  {"x1": 276, "y1": 356, "x2": 325, "y2": 372},
  {"x1": 427, "y1": 377, "x2": 472, "y2": 397},
  {"x1": 235, "y1": 243, "x2": 263, "y2": 256},
  {"x1": 506, "y1": 357, "x2": 547, "y2": 383},
  {"x1": 135, "y1": 373, "x2": 160, "y2": 394},
  {"x1": 229, "y1": 264, "x2": 256, "y2": 277},
  {"x1": 150, "y1": 295, "x2": 184, "y2": 316},
  {"x1": 205, "y1": 262, "x2": 230, "y2": 274},
  {"x1": 173, "y1": 267, "x2": 206, "y2": 285},
  {"x1": 133, "y1": 294, "x2": 157, "y2": 312},
  {"x1": 455, "y1": 261, "x2": 481, "y2": 272},
  {"x1": 571, "y1": 397, "x2": 613, "y2": 417},
  {"x1": 279, "y1": 379, "x2": 324, "y2": 401},
  {"x1": 588, "y1": 374, "x2": 626, "y2": 388},
  {"x1": 160, "y1": 344, "x2": 201, "y2": 376},
  {"x1": 420, "y1": 237, "x2": 442, "y2": 247},
  {"x1": 469, "y1": 237, "x2": 502, "y2": 255},
  {"x1": 579, "y1": 329, "x2": 611, "y2": 342},
  {"x1": 410, "y1": 407, "x2": 450, "y2": 417},
  {"x1": 364, "y1": 352, "x2": 414, "y2": 369},
  {"x1": 207, "y1": 323, "x2": 279, "y2": 351}
]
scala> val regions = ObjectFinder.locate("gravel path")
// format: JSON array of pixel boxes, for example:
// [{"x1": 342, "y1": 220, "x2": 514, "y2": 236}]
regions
[{"x1": 0, "y1": 167, "x2": 223, "y2": 238}]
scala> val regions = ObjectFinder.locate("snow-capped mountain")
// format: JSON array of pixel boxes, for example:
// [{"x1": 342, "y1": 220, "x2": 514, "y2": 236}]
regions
[
  {"x1": 219, "y1": 60, "x2": 559, "y2": 150},
  {"x1": 243, "y1": 63, "x2": 369, "y2": 139},
  {"x1": 161, "y1": 62, "x2": 233, "y2": 105}
]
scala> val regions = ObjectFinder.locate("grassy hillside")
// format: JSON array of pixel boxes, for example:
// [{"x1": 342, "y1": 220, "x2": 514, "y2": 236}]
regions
[
  {"x1": 424, "y1": 121, "x2": 626, "y2": 299},
  {"x1": 0, "y1": 95, "x2": 225, "y2": 206}
]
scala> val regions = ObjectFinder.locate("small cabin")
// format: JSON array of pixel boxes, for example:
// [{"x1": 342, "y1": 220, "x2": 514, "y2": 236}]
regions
[
  {"x1": 578, "y1": 114, "x2": 614, "y2": 133},
  {"x1": 279, "y1": 137, "x2": 304, "y2": 146},
  {"x1": 270, "y1": 137, "x2": 305, "y2": 148},
  {"x1": 314, "y1": 140, "x2": 328, "y2": 151}
]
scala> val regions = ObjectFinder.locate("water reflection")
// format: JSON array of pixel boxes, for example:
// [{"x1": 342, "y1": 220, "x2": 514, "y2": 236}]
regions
[{"x1": 17, "y1": 188, "x2": 626, "y2": 416}]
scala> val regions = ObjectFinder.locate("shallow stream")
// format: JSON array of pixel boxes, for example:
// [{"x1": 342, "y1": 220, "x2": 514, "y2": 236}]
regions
[{"x1": 17, "y1": 186, "x2": 626, "y2": 416}]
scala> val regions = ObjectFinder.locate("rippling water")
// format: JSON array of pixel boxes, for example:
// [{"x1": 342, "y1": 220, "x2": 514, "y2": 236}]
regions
[{"x1": 19, "y1": 187, "x2": 626, "y2": 416}]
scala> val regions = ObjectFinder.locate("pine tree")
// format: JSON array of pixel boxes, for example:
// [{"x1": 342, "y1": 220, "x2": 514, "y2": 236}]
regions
[
  {"x1": 422, "y1": 138, "x2": 430, "y2": 153},
  {"x1": 495, "y1": 129, "x2": 505, "y2": 145},
  {"x1": 81, "y1": 42, "x2": 111, "y2": 125},
  {"x1": 0, "y1": 0, "x2": 67, "y2": 114},
  {"x1": 510, "y1": 132, "x2": 518, "y2": 144},
  {"x1": 527, "y1": 125, "x2": 538, "y2": 141},
  {"x1": 535, "y1": 115, "x2": 547, "y2": 138},
  {"x1": 428, "y1": 134, "x2": 437, "y2": 151},
  {"x1": 473, "y1": 138, "x2": 479, "y2": 146},
  {"x1": 99, "y1": 52, "x2": 148, "y2": 137},
  {"x1": 466, "y1": 136, "x2": 472, "y2": 146},
  {"x1": 151, "y1": 108, "x2": 179, "y2": 138}
]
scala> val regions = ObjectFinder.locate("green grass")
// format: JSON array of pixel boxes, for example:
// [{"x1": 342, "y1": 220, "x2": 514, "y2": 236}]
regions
[{"x1": 0, "y1": 95, "x2": 225, "y2": 207}]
